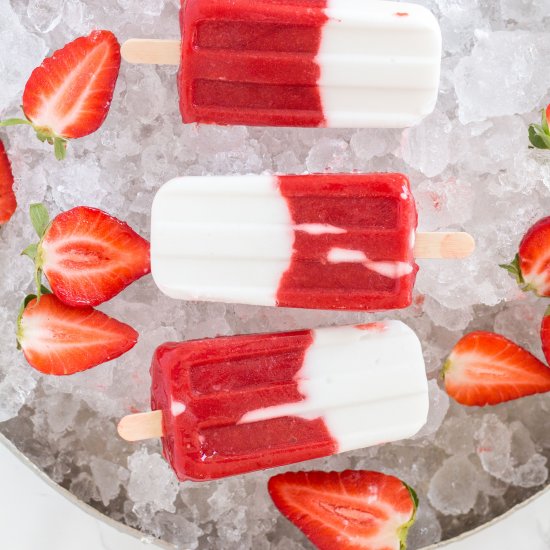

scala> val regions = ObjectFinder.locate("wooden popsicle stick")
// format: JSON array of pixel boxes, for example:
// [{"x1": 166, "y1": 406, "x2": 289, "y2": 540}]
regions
[
  {"x1": 122, "y1": 39, "x2": 180, "y2": 65},
  {"x1": 415, "y1": 232, "x2": 475, "y2": 259},
  {"x1": 118, "y1": 410, "x2": 163, "y2": 441}
]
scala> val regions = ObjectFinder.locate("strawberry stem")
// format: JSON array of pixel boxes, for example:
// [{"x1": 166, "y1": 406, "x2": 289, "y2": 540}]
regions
[
  {"x1": 0, "y1": 118, "x2": 32, "y2": 127},
  {"x1": 25, "y1": 204, "x2": 50, "y2": 300}
]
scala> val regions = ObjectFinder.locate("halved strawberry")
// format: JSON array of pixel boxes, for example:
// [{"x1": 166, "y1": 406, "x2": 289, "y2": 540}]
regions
[
  {"x1": 16, "y1": 292, "x2": 138, "y2": 375},
  {"x1": 0, "y1": 139, "x2": 16, "y2": 225},
  {"x1": 23, "y1": 204, "x2": 150, "y2": 307},
  {"x1": 528, "y1": 104, "x2": 550, "y2": 149},
  {"x1": 442, "y1": 331, "x2": 550, "y2": 406},
  {"x1": 501, "y1": 217, "x2": 550, "y2": 297},
  {"x1": 0, "y1": 31, "x2": 121, "y2": 160},
  {"x1": 268, "y1": 470, "x2": 418, "y2": 550},
  {"x1": 542, "y1": 307, "x2": 550, "y2": 366}
]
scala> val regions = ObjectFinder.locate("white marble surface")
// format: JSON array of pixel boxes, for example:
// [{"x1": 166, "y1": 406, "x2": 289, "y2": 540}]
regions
[
  {"x1": 0, "y1": 434, "x2": 169, "y2": 550},
  {"x1": 429, "y1": 485, "x2": 550, "y2": 550},
  {"x1": 1, "y1": 430, "x2": 549, "y2": 550}
]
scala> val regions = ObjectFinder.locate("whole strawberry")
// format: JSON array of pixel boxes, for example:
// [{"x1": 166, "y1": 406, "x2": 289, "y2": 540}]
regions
[
  {"x1": 0, "y1": 139, "x2": 16, "y2": 225},
  {"x1": 501, "y1": 217, "x2": 550, "y2": 297},
  {"x1": 0, "y1": 31, "x2": 121, "y2": 160},
  {"x1": 23, "y1": 204, "x2": 150, "y2": 307}
]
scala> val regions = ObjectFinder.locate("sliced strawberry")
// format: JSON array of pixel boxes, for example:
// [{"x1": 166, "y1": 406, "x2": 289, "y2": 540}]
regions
[
  {"x1": 23, "y1": 204, "x2": 150, "y2": 307},
  {"x1": 442, "y1": 331, "x2": 550, "y2": 406},
  {"x1": 268, "y1": 470, "x2": 417, "y2": 550},
  {"x1": 501, "y1": 217, "x2": 550, "y2": 297},
  {"x1": 542, "y1": 307, "x2": 550, "y2": 366},
  {"x1": 0, "y1": 31, "x2": 121, "y2": 160},
  {"x1": 0, "y1": 139, "x2": 16, "y2": 225},
  {"x1": 16, "y1": 293, "x2": 137, "y2": 375}
]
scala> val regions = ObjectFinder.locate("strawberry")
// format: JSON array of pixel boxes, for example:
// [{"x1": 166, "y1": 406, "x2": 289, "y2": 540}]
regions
[
  {"x1": 528, "y1": 104, "x2": 550, "y2": 149},
  {"x1": 542, "y1": 307, "x2": 550, "y2": 366},
  {"x1": 22, "y1": 204, "x2": 150, "y2": 307},
  {"x1": 442, "y1": 331, "x2": 550, "y2": 406},
  {"x1": 0, "y1": 139, "x2": 16, "y2": 225},
  {"x1": 16, "y1": 292, "x2": 138, "y2": 375},
  {"x1": 501, "y1": 217, "x2": 550, "y2": 297},
  {"x1": 0, "y1": 31, "x2": 121, "y2": 160},
  {"x1": 268, "y1": 470, "x2": 418, "y2": 550}
]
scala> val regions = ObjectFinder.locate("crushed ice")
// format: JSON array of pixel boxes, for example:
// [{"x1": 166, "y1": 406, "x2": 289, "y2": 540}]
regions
[{"x1": 1, "y1": 0, "x2": 550, "y2": 548}]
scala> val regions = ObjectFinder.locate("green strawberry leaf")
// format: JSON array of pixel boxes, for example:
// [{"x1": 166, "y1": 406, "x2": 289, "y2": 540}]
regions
[
  {"x1": 500, "y1": 254, "x2": 524, "y2": 285},
  {"x1": 529, "y1": 125, "x2": 549, "y2": 149},
  {"x1": 29, "y1": 203, "x2": 49, "y2": 238},
  {"x1": 21, "y1": 243, "x2": 38, "y2": 260},
  {"x1": 54, "y1": 137, "x2": 67, "y2": 161}
]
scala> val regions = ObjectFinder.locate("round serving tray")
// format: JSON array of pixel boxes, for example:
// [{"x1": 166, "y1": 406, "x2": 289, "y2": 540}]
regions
[{"x1": 1, "y1": 432, "x2": 548, "y2": 550}]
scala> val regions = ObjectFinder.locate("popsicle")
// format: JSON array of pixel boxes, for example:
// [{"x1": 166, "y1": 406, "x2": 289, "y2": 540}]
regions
[
  {"x1": 118, "y1": 321, "x2": 429, "y2": 482},
  {"x1": 151, "y1": 173, "x2": 475, "y2": 311},
  {"x1": 121, "y1": 0, "x2": 442, "y2": 128}
]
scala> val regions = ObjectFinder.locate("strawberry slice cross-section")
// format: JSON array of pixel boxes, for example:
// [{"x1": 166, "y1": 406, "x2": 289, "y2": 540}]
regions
[
  {"x1": 0, "y1": 30, "x2": 121, "y2": 160},
  {"x1": 0, "y1": 139, "x2": 16, "y2": 225},
  {"x1": 443, "y1": 331, "x2": 550, "y2": 406},
  {"x1": 23, "y1": 204, "x2": 150, "y2": 307},
  {"x1": 268, "y1": 470, "x2": 418, "y2": 550},
  {"x1": 17, "y1": 293, "x2": 138, "y2": 375}
]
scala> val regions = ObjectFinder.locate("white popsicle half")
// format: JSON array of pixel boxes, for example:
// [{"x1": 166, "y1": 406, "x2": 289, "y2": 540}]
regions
[
  {"x1": 319, "y1": 0, "x2": 442, "y2": 127},
  {"x1": 240, "y1": 321, "x2": 429, "y2": 452},
  {"x1": 151, "y1": 175, "x2": 293, "y2": 306}
]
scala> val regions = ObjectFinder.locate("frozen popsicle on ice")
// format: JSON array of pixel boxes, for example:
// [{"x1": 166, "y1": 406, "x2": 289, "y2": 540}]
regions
[
  {"x1": 118, "y1": 321, "x2": 429, "y2": 482},
  {"x1": 121, "y1": 0, "x2": 442, "y2": 128},
  {"x1": 150, "y1": 173, "x2": 475, "y2": 311}
]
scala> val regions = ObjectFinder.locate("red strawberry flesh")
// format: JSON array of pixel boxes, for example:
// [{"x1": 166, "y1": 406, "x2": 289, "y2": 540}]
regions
[
  {"x1": 23, "y1": 30, "x2": 121, "y2": 140},
  {"x1": 518, "y1": 217, "x2": 550, "y2": 297},
  {"x1": 443, "y1": 331, "x2": 550, "y2": 406},
  {"x1": 17, "y1": 293, "x2": 137, "y2": 375},
  {"x1": 0, "y1": 140, "x2": 16, "y2": 224},
  {"x1": 542, "y1": 308, "x2": 550, "y2": 366},
  {"x1": 39, "y1": 206, "x2": 151, "y2": 307},
  {"x1": 268, "y1": 470, "x2": 417, "y2": 550}
]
